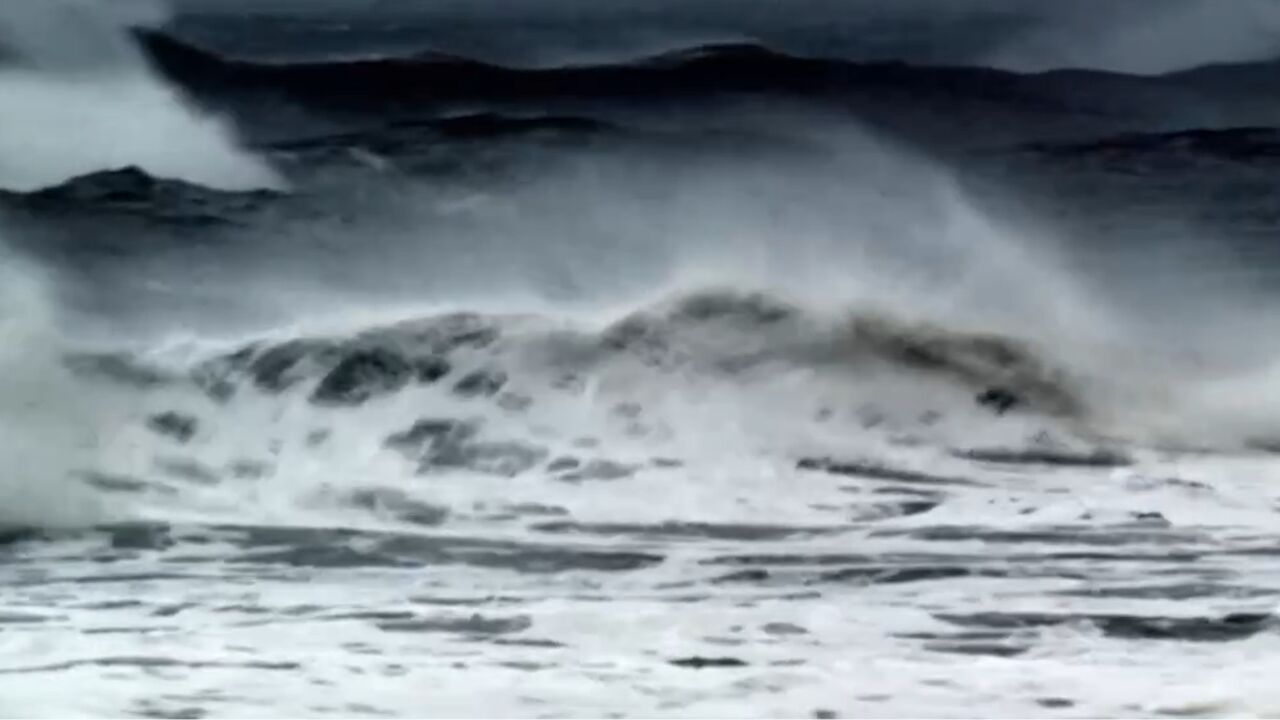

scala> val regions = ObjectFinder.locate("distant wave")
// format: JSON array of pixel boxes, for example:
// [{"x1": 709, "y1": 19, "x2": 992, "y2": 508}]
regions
[
  {"x1": 1026, "y1": 127, "x2": 1280, "y2": 162},
  {"x1": 123, "y1": 28, "x2": 1280, "y2": 150},
  {"x1": 9, "y1": 118, "x2": 1279, "y2": 222},
  {"x1": 131, "y1": 27, "x2": 1280, "y2": 101},
  {"x1": 122, "y1": 29, "x2": 1196, "y2": 114}
]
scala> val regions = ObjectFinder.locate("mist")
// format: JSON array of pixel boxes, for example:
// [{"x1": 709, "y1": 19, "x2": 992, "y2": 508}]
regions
[
  {"x1": 0, "y1": 242, "x2": 108, "y2": 528},
  {"x1": 988, "y1": 0, "x2": 1280, "y2": 75},
  {"x1": 0, "y1": 0, "x2": 278, "y2": 192},
  {"x1": 0, "y1": 0, "x2": 168, "y2": 70}
]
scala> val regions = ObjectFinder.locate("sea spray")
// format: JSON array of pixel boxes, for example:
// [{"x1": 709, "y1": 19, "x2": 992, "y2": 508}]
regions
[
  {"x1": 0, "y1": 0, "x2": 279, "y2": 192},
  {"x1": 0, "y1": 247, "x2": 105, "y2": 528}
]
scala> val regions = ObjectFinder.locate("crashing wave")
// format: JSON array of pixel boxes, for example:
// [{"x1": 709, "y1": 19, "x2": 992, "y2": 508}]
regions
[{"x1": 67, "y1": 288, "x2": 1088, "y2": 423}]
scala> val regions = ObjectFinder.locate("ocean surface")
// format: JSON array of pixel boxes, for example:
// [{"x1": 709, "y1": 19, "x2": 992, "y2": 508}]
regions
[{"x1": 4, "y1": 3, "x2": 1280, "y2": 717}]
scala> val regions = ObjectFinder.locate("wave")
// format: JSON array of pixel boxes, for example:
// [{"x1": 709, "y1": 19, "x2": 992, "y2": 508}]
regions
[
  {"x1": 133, "y1": 26, "x2": 1280, "y2": 86},
  {"x1": 48, "y1": 278, "x2": 1280, "y2": 525},
  {"x1": 1025, "y1": 127, "x2": 1280, "y2": 162},
  {"x1": 11, "y1": 118, "x2": 1280, "y2": 234},
  {"x1": 50, "y1": 287, "x2": 1104, "y2": 522},
  {"x1": 62, "y1": 288, "x2": 1125, "y2": 433},
  {"x1": 130, "y1": 28, "x2": 1280, "y2": 137},
  {"x1": 0, "y1": 166, "x2": 285, "y2": 229},
  {"x1": 131, "y1": 28, "x2": 1121, "y2": 103},
  {"x1": 14, "y1": 277, "x2": 1280, "y2": 539},
  {"x1": 5, "y1": 17, "x2": 1280, "y2": 539}
]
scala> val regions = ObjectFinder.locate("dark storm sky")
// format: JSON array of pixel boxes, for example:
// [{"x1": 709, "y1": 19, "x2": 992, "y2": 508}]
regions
[{"x1": 165, "y1": 0, "x2": 1280, "y2": 74}]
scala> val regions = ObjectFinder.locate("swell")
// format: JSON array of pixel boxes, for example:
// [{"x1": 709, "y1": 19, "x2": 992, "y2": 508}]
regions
[
  {"x1": 9, "y1": 121, "x2": 1280, "y2": 231},
  {"x1": 127, "y1": 29, "x2": 1280, "y2": 141},
  {"x1": 132, "y1": 27, "x2": 1280, "y2": 93}
]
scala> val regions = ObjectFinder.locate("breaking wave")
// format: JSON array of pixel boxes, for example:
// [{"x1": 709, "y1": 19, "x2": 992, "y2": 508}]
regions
[
  {"x1": 60, "y1": 284, "x2": 1252, "y2": 456},
  {"x1": 3, "y1": 6, "x2": 1280, "y2": 537}
]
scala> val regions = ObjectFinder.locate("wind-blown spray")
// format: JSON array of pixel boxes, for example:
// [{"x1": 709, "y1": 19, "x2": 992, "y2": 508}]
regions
[{"x1": 0, "y1": 0, "x2": 279, "y2": 191}]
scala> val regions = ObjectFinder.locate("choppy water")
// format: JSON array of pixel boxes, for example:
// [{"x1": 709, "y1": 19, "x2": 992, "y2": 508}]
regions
[{"x1": 8, "y1": 447, "x2": 1280, "y2": 717}]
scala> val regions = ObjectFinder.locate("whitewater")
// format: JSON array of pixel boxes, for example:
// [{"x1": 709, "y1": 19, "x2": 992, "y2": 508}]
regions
[{"x1": 5, "y1": 1, "x2": 1280, "y2": 717}]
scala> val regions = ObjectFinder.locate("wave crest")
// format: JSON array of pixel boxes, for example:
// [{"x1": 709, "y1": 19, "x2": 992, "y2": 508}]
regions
[{"x1": 70, "y1": 288, "x2": 1088, "y2": 425}]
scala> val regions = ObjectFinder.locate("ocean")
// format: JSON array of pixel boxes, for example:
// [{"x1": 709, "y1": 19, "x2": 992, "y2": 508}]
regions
[{"x1": 3, "y1": 2, "x2": 1280, "y2": 717}]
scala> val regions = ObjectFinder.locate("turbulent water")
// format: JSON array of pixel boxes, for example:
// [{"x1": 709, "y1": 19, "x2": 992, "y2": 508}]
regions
[{"x1": 5, "y1": 2, "x2": 1280, "y2": 717}]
